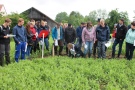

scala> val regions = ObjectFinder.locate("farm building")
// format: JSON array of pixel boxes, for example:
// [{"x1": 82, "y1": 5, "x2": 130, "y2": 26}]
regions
[{"x1": 22, "y1": 7, "x2": 57, "y2": 29}]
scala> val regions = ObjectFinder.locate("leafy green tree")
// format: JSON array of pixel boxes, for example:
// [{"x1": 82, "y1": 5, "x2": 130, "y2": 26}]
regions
[
  {"x1": 55, "y1": 12, "x2": 68, "y2": 23},
  {"x1": 84, "y1": 10, "x2": 98, "y2": 25},
  {"x1": 0, "y1": 12, "x2": 29, "y2": 31},
  {"x1": 68, "y1": 11, "x2": 84, "y2": 28},
  {"x1": 106, "y1": 9, "x2": 129, "y2": 33}
]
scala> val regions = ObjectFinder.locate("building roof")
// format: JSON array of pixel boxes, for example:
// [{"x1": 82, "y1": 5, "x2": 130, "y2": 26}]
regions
[{"x1": 22, "y1": 7, "x2": 57, "y2": 24}]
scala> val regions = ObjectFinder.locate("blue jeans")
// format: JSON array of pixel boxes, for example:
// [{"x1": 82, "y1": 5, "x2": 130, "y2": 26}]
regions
[
  {"x1": 26, "y1": 45, "x2": 32, "y2": 57},
  {"x1": 112, "y1": 38, "x2": 124, "y2": 57},
  {"x1": 83, "y1": 41, "x2": 93, "y2": 56},
  {"x1": 15, "y1": 42, "x2": 26, "y2": 62},
  {"x1": 43, "y1": 38, "x2": 49, "y2": 50},
  {"x1": 97, "y1": 41, "x2": 106, "y2": 58}
]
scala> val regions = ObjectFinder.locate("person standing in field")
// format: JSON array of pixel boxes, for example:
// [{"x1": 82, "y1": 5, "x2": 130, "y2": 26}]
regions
[
  {"x1": 30, "y1": 20, "x2": 38, "y2": 53},
  {"x1": 65, "y1": 24, "x2": 76, "y2": 55},
  {"x1": 112, "y1": 24, "x2": 117, "y2": 43},
  {"x1": 39, "y1": 20, "x2": 50, "y2": 51},
  {"x1": 111, "y1": 19, "x2": 127, "y2": 58},
  {"x1": 96, "y1": 19, "x2": 110, "y2": 59},
  {"x1": 76, "y1": 22, "x2": 85, "y2": 49},
  {"x1": 125, "y1": 22, "x2": 135, "y2": 60},
  {"x1": 93, "y1": 18, "x2": 101, "y2": 58},
  {"x1": 52, "y1": 23, "x2": 64, "y2": 55},
  {"x1": 13, "y1": 18, "x2": 27, "y2": 62},
  {"x1": 25, "y1": 22, "x2": 34, "y2": 59},
  {"x1": 0, "y1": 18, "x2": 12, "y2": 66},
  {"x1": 82, "y1": 22, "x2": 96, "y2": 58}
]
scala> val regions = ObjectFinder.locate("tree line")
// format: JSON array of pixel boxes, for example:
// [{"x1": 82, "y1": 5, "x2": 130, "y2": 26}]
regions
[{"x1": 55, "y1": 9, "x2": 130, "y2": 32}]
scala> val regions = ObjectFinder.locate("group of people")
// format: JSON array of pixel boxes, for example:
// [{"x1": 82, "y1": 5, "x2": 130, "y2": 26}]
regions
[{"x1": 0, "y1": 17, "x2": 135, "y2": 66}]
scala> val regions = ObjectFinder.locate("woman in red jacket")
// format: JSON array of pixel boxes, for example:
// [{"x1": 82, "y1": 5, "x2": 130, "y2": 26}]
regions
[{"x1": 30, "y1": 21, "x2": 38, "y2": 53}]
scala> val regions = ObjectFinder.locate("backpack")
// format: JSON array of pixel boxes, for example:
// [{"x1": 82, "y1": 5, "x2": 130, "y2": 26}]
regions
[{"x1": 0, "y1": 25, "x2": 10, "y2": 32}]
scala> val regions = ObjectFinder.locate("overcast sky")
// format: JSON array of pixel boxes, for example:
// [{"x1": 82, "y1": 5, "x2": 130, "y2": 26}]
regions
[{"x1": 1, "y1": 0, "x2": 135, "y2": 21}]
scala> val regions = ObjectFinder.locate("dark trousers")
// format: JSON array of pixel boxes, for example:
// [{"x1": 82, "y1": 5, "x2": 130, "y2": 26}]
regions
[
  {"x1": 93, "y1": 40, "x2": 98, "y2": 56},
  {"x1": 0, "y1": 44, "x2": 10, "y2": 66},
  {"x1": 54, "y1": 40, "x2": 63, "y2": 55},
  {"x1": 126, "y1": 42, "x2": 135, "y2": 60},
  {"x1": 112, "y1": 38, "x2": 124, "y2": 58},
  {"x1": 77, "y1": 38, "x2": 82, "y2": 49},
  {"x1": 31, "y1": 40, "x2": 40, "y2": 53}
]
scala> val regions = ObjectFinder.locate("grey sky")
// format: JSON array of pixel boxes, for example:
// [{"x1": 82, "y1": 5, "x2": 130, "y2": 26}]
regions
[{"x1": 1, "y1": 0, "x2": 135, "y2": 21}]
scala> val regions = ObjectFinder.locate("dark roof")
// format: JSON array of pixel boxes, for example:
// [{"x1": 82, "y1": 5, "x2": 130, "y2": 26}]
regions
[{"x1": 22, "y1": 7, "x2": 57, "y2": 24}]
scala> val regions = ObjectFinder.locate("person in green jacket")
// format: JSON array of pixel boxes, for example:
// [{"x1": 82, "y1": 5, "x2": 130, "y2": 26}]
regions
[{"x1": 125, "y1": 21, "x2": 135, "y2": 60}]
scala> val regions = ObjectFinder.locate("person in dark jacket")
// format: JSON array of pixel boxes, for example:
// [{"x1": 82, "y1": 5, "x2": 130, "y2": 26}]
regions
[
  {"x1": 52, "y1": 23, "x2": 64, "y2": 55},
  {"x1": 13, "y1": 18, "x2": 27, "y2": 62},
  {"x1": 39, "y1": 20, "x2": 50, "y2": 51},
  {"x1": 76, "y1": 22, "x2": 85, "y2": 49},
  {"x1": 0, "y1": 18, "x2": 12, "y2": 66},
  {"x1": 96, "y1": 19, "x2": 110, "y2": 59},
  {"x1": 25, "y1": 23, "x2": 34, "y2": 58},
  {"x1": 112, "y1": 18, "x2": 127, "y2": 58},
  {"x1": 65, "y1": 24, "x2": 76, "y2": 55}
]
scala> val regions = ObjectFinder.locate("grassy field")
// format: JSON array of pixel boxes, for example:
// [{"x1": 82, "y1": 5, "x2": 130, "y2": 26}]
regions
[{"x1": 1, "y1": 38, "x2": 135, "y2": 90}]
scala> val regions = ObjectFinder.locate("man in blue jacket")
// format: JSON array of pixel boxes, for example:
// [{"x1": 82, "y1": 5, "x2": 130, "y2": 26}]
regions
[
  {"x1": 13, "y1": 18, "x2": 27, "y2": 62},
  {"x1": 96, "y1": 19, "x2": 110, "y2": 59},
  {"x1": 52, "y1": 23, "x2": 63, "y2": 55},
  {"x1": 76, "y1": 22, "x2": 85, "y2": 48}
]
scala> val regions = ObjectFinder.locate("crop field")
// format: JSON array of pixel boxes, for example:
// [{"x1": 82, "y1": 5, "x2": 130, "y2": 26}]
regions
[{"x1": 0, "y1": 41, "x2": 135, "y2": 90}]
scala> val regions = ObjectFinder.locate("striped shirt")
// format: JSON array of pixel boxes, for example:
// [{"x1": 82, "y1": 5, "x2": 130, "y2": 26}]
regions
[{"x1": 126, "y1": 29, "x2": 135, "y2": 44}]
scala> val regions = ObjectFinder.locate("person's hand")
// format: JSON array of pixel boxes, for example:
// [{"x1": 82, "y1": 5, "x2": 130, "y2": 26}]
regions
[
  {"x1": 120, "y1": 39, "x2": 122, "y2": 40},
  {"x1": 18, "y1": 42, "x2": 20, "y2": 44},
  {"x1": 83, "y1": 42, "x2": 85, "y2": 46},
  {"x1": 4, "y1": 36, "x2": 8, "y2": 38}
]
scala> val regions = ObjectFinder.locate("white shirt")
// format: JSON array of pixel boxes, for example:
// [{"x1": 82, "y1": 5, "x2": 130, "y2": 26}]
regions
[{"x1": 57, "y1": 28, "x2": 60, "y2": 40}]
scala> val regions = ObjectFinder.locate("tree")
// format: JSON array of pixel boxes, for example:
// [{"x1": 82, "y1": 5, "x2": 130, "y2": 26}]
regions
[
  {"x1": 68, "y1": 11, "x2": 84, "y2": 28},
  {"x1": 119, "y1": 11, "x2": 130, "y2": 25},
  {"x1": 0, "y1": 12, "x2": 29, "y2": 31},
  {"x1": 84, "y1": 10, "x2": 98, "y2": 25},
  {"x1": 55, "y1": 12, "x2": 68, "y2": 23},
  {"x1": 106, "y1": 9, "x2": 129, "y2": 33}
]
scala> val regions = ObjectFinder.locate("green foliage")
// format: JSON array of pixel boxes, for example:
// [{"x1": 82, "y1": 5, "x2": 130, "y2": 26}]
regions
[
  {"x1": 0, "y1": 12, "x2": 29, "y2": 31},
  {"x1": 84, "y1": 10, "x2": 98, "y2": 25},
  {"x1": 55, "y1": 9, "x2": 108, "y2": 28},
  {"x1": 55, "y1": 12, "x2": 68, "y2": 23},
  {"x1": 0, "y1": 57, "x2": 135, "y2": 90},
  {"x1": 106, "y1": 9, "x2": 129, "y2": 33},
  {"x1": 68, "y1": 11, "x2": 84, "y2": 28}
]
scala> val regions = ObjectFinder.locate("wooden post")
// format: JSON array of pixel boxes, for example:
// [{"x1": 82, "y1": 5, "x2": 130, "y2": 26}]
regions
[{"x1": 42, "y1": 33, "x2": 45, "y2": 58}]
